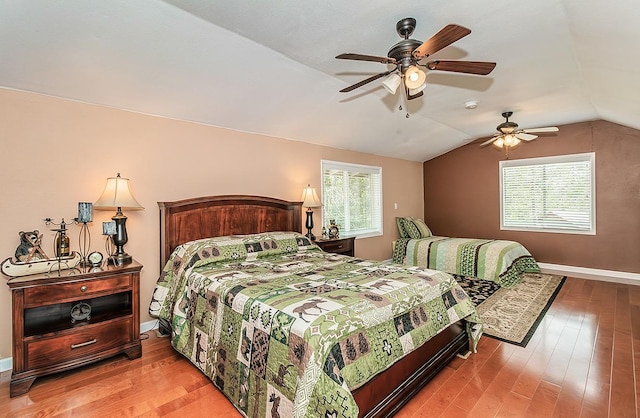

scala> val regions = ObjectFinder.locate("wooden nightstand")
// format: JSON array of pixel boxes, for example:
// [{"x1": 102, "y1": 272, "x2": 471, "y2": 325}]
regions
[
  {"x1": 6, "y1": 260, "x2": 143, "y2": 397},
  {"x1": 314, "y1": 237, "x2": 355, "y2": 256}
]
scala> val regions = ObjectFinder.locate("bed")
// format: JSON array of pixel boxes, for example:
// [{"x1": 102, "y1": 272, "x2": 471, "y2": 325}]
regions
[
  {"x1": 393, "y1": 217, "x2": 540, "y2": 287},
  {"x1": 149, "y1": 195, "x2": 482, "y2": 418}
]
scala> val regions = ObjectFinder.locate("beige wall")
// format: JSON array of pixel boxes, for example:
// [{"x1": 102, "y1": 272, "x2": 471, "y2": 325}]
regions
[
  {"x1": 423, "y1": 120, "x2": 640, "y2": 274},
  {"x1": 0, "y1": 88, "x2": 424, "y2": 362}
]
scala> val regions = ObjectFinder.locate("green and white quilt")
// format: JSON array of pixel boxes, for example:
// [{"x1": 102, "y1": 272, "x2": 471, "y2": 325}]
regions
[
  {"x1": 150, "y1": 231, "x2": 480, "y2": 418},
  {"x1": 393, "y1": 236, "x2": 540, "y2": 288}
]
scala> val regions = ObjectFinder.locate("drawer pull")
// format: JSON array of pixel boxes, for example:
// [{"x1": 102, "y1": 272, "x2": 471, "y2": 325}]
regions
[
  {"x1": 71, "y1": 339, "x2": 97, "y2": 349},
  {"x1": 337, "y1": 245, "x2": 343, "y2": 249},
  {"x1": 80, "y1": 285, "x2": 87, "y2": 293}
]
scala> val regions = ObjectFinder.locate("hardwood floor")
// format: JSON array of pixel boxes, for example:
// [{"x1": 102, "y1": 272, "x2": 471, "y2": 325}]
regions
[{"x1": 1, "y1": 277, "x2": 638, "y2": 417}]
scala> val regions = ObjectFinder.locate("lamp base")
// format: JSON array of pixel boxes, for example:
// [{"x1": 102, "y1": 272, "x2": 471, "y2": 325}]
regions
[{"x1": 108, "y1": 252, "x2": 132, "y2": 266}]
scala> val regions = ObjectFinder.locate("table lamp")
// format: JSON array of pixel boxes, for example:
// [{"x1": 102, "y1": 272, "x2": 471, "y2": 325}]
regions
[
  {"x1": 301, "y1": 184, "x2": 322, "y2": 240},
  {"x1": 94, "y1": 173, "x2": 143, "y2": 265}
]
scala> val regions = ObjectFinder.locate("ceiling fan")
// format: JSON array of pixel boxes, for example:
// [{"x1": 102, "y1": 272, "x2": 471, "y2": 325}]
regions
[
  {"x1": 480, "y1": 111, "x2": 559, "y2": 153},
  {"x1": 335, "y1": 18, "x2": 496, "y2": 103}
]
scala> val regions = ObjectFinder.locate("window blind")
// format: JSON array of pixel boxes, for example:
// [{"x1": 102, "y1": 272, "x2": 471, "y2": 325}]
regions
[
  {"x1": 321, "y1": 160, "x2": 383, "y2": 238},
  {"x1": 500, "y1": 152, "x2": 595, "y2": 234}
]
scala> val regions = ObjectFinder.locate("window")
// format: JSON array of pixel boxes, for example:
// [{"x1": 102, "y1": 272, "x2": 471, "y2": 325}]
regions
[
  {"x1": 500, "y1": 152, "x2": 595, "y2": 234},
  {"x1": 321, "y1": 160, "x2": 383, "y2": 238}
]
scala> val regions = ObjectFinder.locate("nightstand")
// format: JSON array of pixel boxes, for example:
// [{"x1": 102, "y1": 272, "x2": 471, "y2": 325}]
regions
[
  {"x1": 6, "y1": 260, "x2": 143, "y2": 397},
  {"x1": 314, "y1": 237, "x2": 355, "y2": 256}
]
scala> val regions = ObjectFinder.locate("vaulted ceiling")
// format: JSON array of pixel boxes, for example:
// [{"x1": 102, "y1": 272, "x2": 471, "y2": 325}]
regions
[{"x1": 1, "y1": 1, "x2": 638, "y2": 161}]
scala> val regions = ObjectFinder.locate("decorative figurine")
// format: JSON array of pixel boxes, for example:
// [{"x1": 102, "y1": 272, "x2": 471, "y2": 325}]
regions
[
  {"x1": 14, "y1": 230, "x2": 48, "y2": 262},
  {"x1": 327, "y1": 220, "x2": 340, "y2": 239}
]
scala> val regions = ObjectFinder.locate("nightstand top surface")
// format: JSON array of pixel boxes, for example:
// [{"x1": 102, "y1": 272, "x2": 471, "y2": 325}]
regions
[{"x1": 5, "y1": 259, "x2": 142, "y2": 288}]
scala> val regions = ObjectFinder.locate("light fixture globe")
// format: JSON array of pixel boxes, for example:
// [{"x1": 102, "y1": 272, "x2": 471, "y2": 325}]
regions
[
  {"x1": 404, "y1": 66, "x2": 426, "y2": 89},
  {"x1": 408, "y1": 81, "x2": 427, "y2": 96},
  {"x1": 382, "y1": 73, "x2": 402, "y2": 94}
]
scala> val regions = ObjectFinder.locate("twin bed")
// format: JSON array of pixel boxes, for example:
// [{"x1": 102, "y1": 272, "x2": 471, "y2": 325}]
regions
[
  {"x1": 149, "y1": 195, "x2": 483, "y2": 418},
  {"x1": 393, "y1": 217, "x2": 540, "y2": 287}
]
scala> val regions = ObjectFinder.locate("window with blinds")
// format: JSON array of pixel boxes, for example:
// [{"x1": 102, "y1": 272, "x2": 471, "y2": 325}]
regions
[
  {"x1": 321, "y1": 160, "x2": 383, "y2": 238},
  {"x1": 500, "y1": 152, "x2": 595, "y2": 234}
]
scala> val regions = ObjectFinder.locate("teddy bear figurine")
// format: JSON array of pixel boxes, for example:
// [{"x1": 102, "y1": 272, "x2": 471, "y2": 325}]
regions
[{"x1": 15, "y1": 230, "x2": 49, "y2": 262}]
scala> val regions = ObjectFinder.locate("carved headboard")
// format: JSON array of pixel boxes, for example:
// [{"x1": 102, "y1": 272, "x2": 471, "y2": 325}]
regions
[{"x1": 158, "y1": 195, "x2": 303, "y2": 269}]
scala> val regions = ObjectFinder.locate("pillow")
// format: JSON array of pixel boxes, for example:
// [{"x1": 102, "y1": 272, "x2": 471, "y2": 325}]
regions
[
  {"x1": 396, "y1": 217, "x2": 432, "y2": 239},
  {"x1": 169, "y1": 231, "x2": 320, "y2": 272},
  {"x1": 410, "y1": 217, "x2": 432, "y2": 238}
]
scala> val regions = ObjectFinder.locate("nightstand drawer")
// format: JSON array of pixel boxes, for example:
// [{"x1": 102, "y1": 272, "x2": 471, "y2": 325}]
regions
[
  {"x1": 24, "y1": 274, "x2": 132, "y2": 306},
  {"x1": 26, "y1": 318, "x2": 133, "y2": 369},
  {"x1": 314, "y1": 237, "x2": 355, "y2": 256},
  {"x1": 320, "y1": 240, "x2": 352, "y2": 253}
]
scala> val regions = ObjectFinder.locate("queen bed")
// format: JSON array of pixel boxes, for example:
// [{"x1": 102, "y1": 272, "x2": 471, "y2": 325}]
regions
[{"x1": 149, "y1": 195, "x2": 481, "y2": 418}]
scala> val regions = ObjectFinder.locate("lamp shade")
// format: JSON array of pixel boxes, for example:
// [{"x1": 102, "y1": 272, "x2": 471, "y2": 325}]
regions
[
  {"x1": 94, "y1": 173, "x2": 144, "y2": 210},
  {"x1": 382, "y1": 73, "x2": 402, "y2": 94},
  {"x1": 301, "y1": 185, "x2": 322, "y2": 208},
  {"x1": 404, "y1": 66, "x2": 426, "y2": 89},
  {"x1": 408, "y1": 81, "x2": 427, "y2": 96}
]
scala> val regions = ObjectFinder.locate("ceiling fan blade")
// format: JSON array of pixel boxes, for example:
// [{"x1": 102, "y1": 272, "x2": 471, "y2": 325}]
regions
[
  {"x1": 335, "y1": 53, "x2": 397, "y2": 65},
  {"x1": 516, "y1": 133, "x2": 538, "y2": 141},
  {"x1": 412, "y1": 24, "x2": 471, "y2": 60},
  {"x1": 480, "y1": 136, "x2": 498, "y2": 146},
  {"x1": 426, "y1": 60, "x2": 496, "y2": 75},
  {"x1": 339, "y1": 70, "x2": 393, "y2": 93},
  {"x1": 408, "y1": 90, "x2": 424, "y2": 100},
  {"x1": 522, "y1": 127, "x2": 559, "y2": 133}
]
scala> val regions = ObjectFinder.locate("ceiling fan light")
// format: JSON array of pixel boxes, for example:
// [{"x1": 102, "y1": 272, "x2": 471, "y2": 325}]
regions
[
  {"x1": 404, "y1": 66, "x2": 426, "y2": 89},
  {"x1": 504, "y1": 134, "x2": 520, "y2": 147},
  {"x1": 494, "y1": 137, "x2": 505, "y2": 148},
  {"x1": 382, "y1": 73, "x2": 402, "y2": 94},
  {"x1": 408, "y1": 82, "x2": 427, "y2": 95}
]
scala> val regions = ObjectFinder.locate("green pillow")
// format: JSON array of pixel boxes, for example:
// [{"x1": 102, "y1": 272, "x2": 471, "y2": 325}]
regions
[
  {"x1": 396, "y1": 217, "x2": 432, "y2": 239},
  {"x1": 410, "y1": 217, "x2": 432, "y2": 238}
]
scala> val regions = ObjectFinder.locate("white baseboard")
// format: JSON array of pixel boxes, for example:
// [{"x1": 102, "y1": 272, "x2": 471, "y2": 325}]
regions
[
  {"x1": 0, "y1": 357, "x2": 11, "y2": 373},
  {"x1": 0, "y1": 319, "x2": 161, "y2": 373},
  {"x1": 538, "y1": 262, "x2": 640, "y2": 285}
]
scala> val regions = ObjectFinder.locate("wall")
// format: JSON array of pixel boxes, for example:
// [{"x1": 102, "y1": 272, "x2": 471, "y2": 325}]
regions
[
  {"x1": 0, "y1": 88, "x2": 424, "y2": 363},
  {"x1": 423, "y1": 120, "x2": 640, "y2": 274}
]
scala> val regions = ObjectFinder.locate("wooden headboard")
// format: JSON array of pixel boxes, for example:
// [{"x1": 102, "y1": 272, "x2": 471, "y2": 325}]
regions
[{"x1": 158, "y1": 195, "x2": 303, "y2": 269}]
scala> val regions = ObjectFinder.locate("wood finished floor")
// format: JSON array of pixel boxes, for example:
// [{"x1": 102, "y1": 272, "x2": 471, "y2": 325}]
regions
[{"x1": 1, "y1": 277, "x2": 638, "y2": 417}]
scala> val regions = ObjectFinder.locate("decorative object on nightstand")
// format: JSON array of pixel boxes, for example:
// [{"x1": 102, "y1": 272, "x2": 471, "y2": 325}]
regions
[
  {"x1": 94, "y1": 173, "x2": 144, "y2": 265},
  {"x1": 102, "y1": 221, "x2": 117, "y2": 265},
  {"x1": 13, "y1": 230, "x2": 48, "y2": 262},
  {"x1": 87, "y1": 251, "x2": 104, "y2": 268},
  {"x1": 6, "y1": 260, "x2": 143, "y2": 397},
  {"x1": 327, "y1": 219, "x2": 340, "y2": 239},
  {"x1": 301, "y1": 184, "x2": 322, "y2": 240},
  {"x1": 75, "y1": 202, "x2": 93, "y2": 266},
  {"x1": 2, "y1": 229, "x2": 81, "y2": 278},
  {"x1": 44, "y1": 218, "x2": 71, "y2": 258}
]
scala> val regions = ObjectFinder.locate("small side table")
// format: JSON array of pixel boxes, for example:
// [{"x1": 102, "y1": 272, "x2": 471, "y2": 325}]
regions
[
  {"x1": 6, "y1": 260, "x2": 143, "y2": 397},
  {"x1": 314, "y1": 237, "x2": 355, "y2": 256}
]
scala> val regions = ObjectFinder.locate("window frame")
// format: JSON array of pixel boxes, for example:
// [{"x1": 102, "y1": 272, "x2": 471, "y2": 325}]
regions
[
  {"x1": 320, "y1": 160, "x2": 383, "y2": 239},
  {"x1": 499, "y1": 152, "x2": 596, "y2": 235}
]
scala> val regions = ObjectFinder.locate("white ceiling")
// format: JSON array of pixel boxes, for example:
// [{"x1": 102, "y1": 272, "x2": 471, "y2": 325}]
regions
[{"x1": 1, "y1": 1, "x2": 638, "y2": 162}]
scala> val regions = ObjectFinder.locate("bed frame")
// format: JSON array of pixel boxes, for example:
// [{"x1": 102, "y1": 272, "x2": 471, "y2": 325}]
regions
[{"x1": 158, "y1": 195, "x2": 469, "y2": 418}]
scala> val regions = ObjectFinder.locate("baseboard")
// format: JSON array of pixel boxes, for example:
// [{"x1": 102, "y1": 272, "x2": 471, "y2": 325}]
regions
[
  {"x1": 0, "y1": 319, "x2": 161, "y2": 373},
  {"x1": 538, "y1": 262, "x2": 640, "y2": 285},
  {"x1": 0, "y1": 357, "x2": 11, "y2": 373},
  {"x1": 140, "y1": 319, "x2": 159, "y2": 333}
]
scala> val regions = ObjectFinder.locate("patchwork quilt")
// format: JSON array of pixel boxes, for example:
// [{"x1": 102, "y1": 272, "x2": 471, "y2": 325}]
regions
[
  {"x1": 150, "y1": 232, "x2": 481, "y2": 418},
  {"x1": 393, "y1": 236, "x2": 540, "y2": 287}
]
